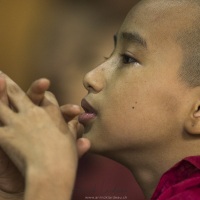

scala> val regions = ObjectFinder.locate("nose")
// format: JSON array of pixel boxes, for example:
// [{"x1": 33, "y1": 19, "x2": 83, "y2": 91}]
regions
[{"x1": 83, "y1": 65, "x2": 105, "y2": 93}]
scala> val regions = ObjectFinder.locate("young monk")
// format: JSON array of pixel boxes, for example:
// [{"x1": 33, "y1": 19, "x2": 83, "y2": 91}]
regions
[{"x1": 1, "y1": 0, "x2": 200, "y2": 199}]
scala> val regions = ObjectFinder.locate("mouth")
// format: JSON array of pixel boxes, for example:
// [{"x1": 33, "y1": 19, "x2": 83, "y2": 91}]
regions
[{"x1": 78, "y1": 99, "x2": 97, "y2": 126}]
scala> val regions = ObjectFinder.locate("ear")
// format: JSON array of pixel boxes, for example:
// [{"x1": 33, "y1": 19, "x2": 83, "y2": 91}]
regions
[{"x1": 185, "y1": 103, "x2": 200, "y2": 135}]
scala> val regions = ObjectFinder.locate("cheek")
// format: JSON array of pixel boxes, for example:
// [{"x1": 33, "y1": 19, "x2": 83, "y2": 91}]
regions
[
  {"x1": 86, "y1": 93, "x2": 138, "y2": 152},
  {"x1": 87, "y1": 71, "x2": 183, "y2": 153},
  {"x1": 100, "y1": 81, "x2": 181, "y2": 149},
  {"x1": 95, "y1": 89, "x2": 141, "y2": 147}
]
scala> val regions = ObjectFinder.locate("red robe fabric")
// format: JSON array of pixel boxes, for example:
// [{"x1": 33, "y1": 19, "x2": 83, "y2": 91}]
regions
[{"x1": 151, "y1": 156, "x2": 200, "y2": 199}]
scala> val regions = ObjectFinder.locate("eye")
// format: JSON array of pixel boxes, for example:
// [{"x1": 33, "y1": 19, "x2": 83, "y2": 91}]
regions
[{"x1": 121, "y1": 54, "x2": 139, "y2": 65}]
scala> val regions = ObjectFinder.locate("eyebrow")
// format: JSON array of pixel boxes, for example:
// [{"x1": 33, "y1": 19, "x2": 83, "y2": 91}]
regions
[{"x1": 116, "y1": 32, "x2": 147, "y2": 49}]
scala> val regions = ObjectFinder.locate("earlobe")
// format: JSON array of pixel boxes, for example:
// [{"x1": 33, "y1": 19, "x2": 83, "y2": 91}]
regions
[{"x1": 185, "y1": 105, "x2": 200, "y2": 135}]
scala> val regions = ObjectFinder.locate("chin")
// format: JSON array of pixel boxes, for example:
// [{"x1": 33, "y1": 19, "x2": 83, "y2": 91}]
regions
[{"x1": 82, "y1": 126, "x2": 113, "y2": 154}]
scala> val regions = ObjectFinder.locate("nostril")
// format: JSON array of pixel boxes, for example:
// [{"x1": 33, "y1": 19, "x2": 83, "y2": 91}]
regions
[
  {"x1": 83, "y1": 76, "x2": 94, "y2": 92},
  {"x1": 87, "y1": 85, "x2": 93, "y2": 92},
  {"x1": 83, "y1": 66, "x2": 105, "y2": 93}
]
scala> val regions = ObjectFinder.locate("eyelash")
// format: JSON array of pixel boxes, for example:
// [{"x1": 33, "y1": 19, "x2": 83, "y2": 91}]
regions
[
  {"x1": 104, "y1": 54, "x2": 139, "y2": 65},
  {"x1": 120, "y1": 54, "x2": 139, "y2": 65}
]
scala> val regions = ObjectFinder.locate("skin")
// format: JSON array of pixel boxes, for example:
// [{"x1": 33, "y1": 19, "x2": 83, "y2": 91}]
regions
[
  {"x1": 82, "y1": 0, "x2": 200, "y2": 198},
  {"x1": 0, "y1": 75, "x2": 90, "y2": 199},
  {"x1": 1, "y1": 0, "x2": 200, "y2": 199}
]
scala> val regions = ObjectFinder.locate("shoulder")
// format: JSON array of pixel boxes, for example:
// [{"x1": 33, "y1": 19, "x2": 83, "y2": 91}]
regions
[
  {"x1": 157, "y1": 186, "x2": 200, "y2": 200},
  {"x1": 151, "y1": 156, "x2": 200, "y2": 200}
]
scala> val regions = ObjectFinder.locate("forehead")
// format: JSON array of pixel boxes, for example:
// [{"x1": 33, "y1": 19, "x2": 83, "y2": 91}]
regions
[{"x1": 118, "y1": 0, "x2": 196, "y2": 48}]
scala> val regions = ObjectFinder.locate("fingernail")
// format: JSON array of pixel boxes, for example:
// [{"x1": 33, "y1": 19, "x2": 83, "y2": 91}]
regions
[{"x1": 72, "y1": 105, "x2": 80, "y2": 108}]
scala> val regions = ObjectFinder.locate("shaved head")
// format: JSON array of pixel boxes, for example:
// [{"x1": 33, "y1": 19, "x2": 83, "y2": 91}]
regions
[
  {"x1": 134, "y1": 0, "x2": 200, "y2": 87},
  {"x1": 164, "y1": 0, "x2": 200, "y2": 87},
  {"x1": 176, "y1": 1, "x2": 200, "y2": 86}
]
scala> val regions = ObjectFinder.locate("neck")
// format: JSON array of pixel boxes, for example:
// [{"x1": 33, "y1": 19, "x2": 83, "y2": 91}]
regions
[
  {"x1": 100, "y1": 134, "x2": 200, "y2": 199},
  {"x1": 102, "y1": 147, "x2": 185, "y2": 199},
  {"x1": 121, "y1": 155, "x2": 168, "y2": 199},
  {"x1": 128, "y1": 160, "x2": 163, "y2": 198}
]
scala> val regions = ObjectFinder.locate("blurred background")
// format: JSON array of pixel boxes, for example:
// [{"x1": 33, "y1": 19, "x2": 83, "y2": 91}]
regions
[{"x1": 0, "y1": 0, "x2": 144, "y2": 199}]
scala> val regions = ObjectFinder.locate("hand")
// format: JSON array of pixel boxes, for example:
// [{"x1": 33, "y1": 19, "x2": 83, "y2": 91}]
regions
[
  {"x1": 0, "y1": 74, "x2": 81, "y2": 200},
  {"x1": 0, "y1": 76, "x2": 24, "y2": 197},
  {"x1": 0, "y1": 73, "x2": 90, "y2": 199},
  {"x1": 26, "y1": 78, "x2": 90, "y2": 157}
]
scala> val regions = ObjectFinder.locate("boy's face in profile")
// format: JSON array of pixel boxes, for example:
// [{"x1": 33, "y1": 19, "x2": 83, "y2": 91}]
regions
[{"x1": 81, "y1": 1, "x2": 193, "y2": 158}]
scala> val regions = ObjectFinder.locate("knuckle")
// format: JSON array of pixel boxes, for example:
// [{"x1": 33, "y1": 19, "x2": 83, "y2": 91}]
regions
[{"x1": 7, "y1": 82, "x2": 20, "y2": 94}]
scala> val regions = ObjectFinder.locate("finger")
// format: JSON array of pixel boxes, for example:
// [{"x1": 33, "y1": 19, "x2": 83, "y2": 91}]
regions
[
  {"x1": 0, "y1": 127, "x2": 25, "y2": 176},
  {"x1": 0, "y1": 73, "x2": 34, "y2": 112},
  {"x1": 77, "y1": 123, "x2": 84, "y2": 139},
  {"x1": 68, "y1": 120, "x2": 84, "y2": 140},
  {"x1": 27, "y1": 78, "x2": 50, "y2": 105},
  {"x1": 0, "y1": 77, "x2": 9, "y2": 105},
  {"x1": 41, "y1": 91, "x2": 59, "y2": 107},
  {"x1": 76, "y1": 138, "x2": 91, "y2": 158},
  {"x1": 0, "y1": 101, "x2": 15, "y2": 125},
  {"x1": 68, "y1": 120, "x2": 78, "y2": 139},
  {"x1": 60, "y1": 104, "x2": 81, "y2": 122}
]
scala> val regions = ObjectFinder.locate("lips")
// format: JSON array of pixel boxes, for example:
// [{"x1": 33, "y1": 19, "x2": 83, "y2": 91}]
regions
[
  {"x1": 78, "y1": 99, "x2": 97, "y2": 126},
  {"x1": 81, "y1": 99, "x2": 97, "y2": 114}
]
